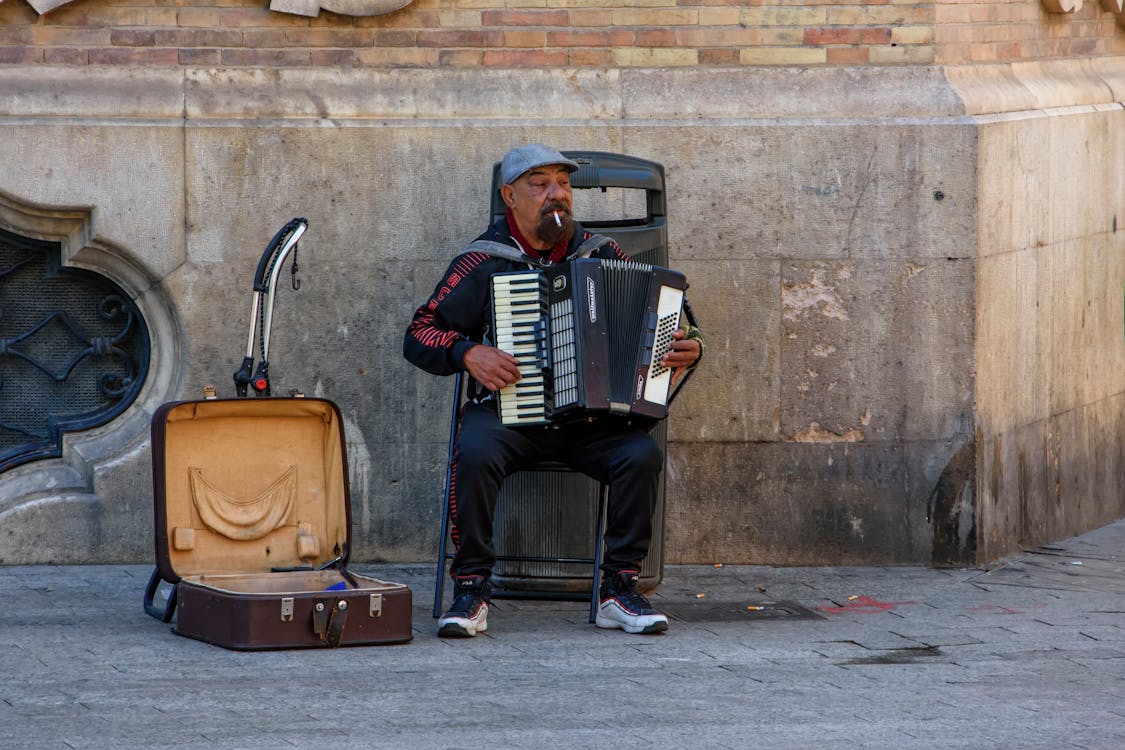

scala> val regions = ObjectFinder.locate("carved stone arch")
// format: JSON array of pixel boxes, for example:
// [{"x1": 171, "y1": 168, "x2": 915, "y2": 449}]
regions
[
  {"x1": 268, "y1": 0, "x2": 413, "y2": 18},
  {"x1": 1111, "y1": 0, "x2": 1125, "y2": 25},
  {"x1": 0, "y1": 190, "x2": 180, "y2": 538},
  {"x1": 1041, "y1": 0, "x2": 1082, "y2": 12},
  {"x1": 26, "y1": 0, "x2": 413, "y2": 16}
]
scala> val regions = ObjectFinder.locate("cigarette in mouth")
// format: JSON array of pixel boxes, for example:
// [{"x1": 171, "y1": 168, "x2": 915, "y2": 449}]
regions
[{"x1": 554, "y1": 211, "x2": 562, "y2": 227}]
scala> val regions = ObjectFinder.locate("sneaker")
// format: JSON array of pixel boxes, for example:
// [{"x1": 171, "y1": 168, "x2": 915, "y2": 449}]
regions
[
  {"x1": 438, "y1": 574, "x2": 490, "y2": 638},
  {"x1": 595, "y1": 570, "x2": 669, "y2": 634}
]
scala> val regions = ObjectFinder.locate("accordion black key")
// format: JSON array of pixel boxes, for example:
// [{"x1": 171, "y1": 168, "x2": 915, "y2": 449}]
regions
[{"x1": 490, "y1": 258, "x2": 687, "y2": 426}]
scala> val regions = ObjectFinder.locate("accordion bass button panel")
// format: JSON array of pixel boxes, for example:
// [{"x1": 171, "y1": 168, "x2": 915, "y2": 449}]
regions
[
  {"x1": 549, "y1": 298, "x2": 579, "y2": 409},
  {"x1": 640, "y1": 284, "x2": 685, "y2": 405}
]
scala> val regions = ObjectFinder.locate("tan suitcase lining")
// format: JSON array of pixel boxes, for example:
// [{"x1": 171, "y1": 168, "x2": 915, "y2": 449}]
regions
[
  {"x1": 182, "y1": 571, "x2": 401, "y2": 596},
  {"x1": 161, "y1": 400, "x2": 348, "y2": 576}
]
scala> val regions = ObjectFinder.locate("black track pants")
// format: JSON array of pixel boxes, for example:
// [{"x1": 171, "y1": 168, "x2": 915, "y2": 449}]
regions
[{"x1": 448, "y1": 401, "x2": 663, "y2": 579}]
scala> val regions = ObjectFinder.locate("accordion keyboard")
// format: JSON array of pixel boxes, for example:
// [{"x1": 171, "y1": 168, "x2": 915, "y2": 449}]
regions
[{"x1": 491, "y1": 272, "x2": 551, "y2": 425}]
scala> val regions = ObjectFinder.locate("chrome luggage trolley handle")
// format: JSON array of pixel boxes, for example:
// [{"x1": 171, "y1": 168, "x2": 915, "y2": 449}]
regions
[{"x1": 233, "y1": 218, "x2": 308, "y2": 397}]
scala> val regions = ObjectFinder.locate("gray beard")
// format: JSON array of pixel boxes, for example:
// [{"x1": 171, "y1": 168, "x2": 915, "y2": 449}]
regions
[{"x1": 534, "y1": 211, "x2": 574, "y2": 249}]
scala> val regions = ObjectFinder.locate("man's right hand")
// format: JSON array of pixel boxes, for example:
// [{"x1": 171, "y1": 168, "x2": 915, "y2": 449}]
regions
[{"x1": 463, "y1": 345, "x2": 522, "y2": 392}]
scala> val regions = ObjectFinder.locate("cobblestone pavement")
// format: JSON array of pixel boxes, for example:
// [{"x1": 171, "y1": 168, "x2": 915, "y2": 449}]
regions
[{"x1": 3, "y1": 520, "x2": 1125, "y2": 749}]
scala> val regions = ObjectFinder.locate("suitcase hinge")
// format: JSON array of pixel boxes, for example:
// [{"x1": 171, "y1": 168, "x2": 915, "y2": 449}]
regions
[
  {"x1": 280, "y1": 597, "x2": 295, "y2": 622},
  {"x1": 326, "y1": 600, "x2": 348, "y2": 648}
]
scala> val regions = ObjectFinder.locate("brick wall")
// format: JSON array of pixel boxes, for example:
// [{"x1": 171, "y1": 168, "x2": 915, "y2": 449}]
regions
[
  {"x1": 935, "y1": 0, "x2": 1125, "y2": 64},
  {"x1": 0, "y1": 0, "x2": 1121, "y2": 68}
]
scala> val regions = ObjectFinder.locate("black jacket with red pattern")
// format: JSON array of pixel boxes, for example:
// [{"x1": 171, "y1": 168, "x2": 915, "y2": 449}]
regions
[{"x1": 403, "y1": 216, "x2": 628, "y2": 400}]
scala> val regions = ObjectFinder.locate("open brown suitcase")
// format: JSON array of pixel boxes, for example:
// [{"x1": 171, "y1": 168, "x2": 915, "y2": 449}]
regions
[{"x1": 146, "y1": 396, "x2": 412, "y2": 650}]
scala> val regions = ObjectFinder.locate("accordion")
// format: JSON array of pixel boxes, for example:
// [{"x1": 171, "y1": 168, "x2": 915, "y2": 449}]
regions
[{"x1": 490, "y1": 258, "x2": 688, "y2": 426}]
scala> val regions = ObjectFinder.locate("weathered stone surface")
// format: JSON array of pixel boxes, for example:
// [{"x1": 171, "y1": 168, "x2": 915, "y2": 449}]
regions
[
  {"x1": 972, "y1": 98, "x2": 1125, "y2": 563},
  {"x1": 946, "y1": 59, "x2": 1125, "y2": 115},
  {"x1": 975, "y1": 395, "x2": 1125, "y2": 563},
  {"x1": 780, "y1": 257, "x2": 974, "y2": 443},
  {"x1": 621, "y1": 66, "x2": 967, "y2": 120},
  {"x1": 666, "y1": 438, "x2": 949, "y2": 565},
  {"x1": 182, "y1": 68, "x2": 623, "y2": 122},
  {"x1": 0, "y1": 123, "x2": 185, "y2": 279},
  {"x1": 0, "y1": 62, "x2": 1122, "y2": 566},
  {"x1": 0, "y1": 67, "x2": 183, "y2": 118},
  {"x1": 667, "y1": 258, "x2": 781, "y2": 444},
  {"x1": 639, "y1": 122, "x2": 977, "y2": 263}
]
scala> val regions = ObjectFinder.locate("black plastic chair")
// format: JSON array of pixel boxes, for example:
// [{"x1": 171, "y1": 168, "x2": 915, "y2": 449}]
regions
[{"x1": 431, "y1": 372, "x2": 609, "y2": 622}]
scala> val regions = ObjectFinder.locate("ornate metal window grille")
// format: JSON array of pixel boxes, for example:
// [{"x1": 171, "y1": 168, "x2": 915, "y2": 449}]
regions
[{"x1": 0, "y1": 227, "x2": 150, "y2": 473}]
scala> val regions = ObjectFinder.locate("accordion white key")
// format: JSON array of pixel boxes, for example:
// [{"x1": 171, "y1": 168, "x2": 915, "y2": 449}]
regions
[{"x1": 490, "y1": 258, "x2": 687, "y2": 426}]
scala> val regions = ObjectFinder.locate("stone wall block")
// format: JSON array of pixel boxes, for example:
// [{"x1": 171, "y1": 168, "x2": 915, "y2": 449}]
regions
[
  {"x1": 620, "y1": 67, "x2": 965, "y2": 120},
  {"x1": 1011, "y1": 60, "x2": 1117, "y2": 110},
  {"x1": 974, "y1": 420, "x2": 1048, "y2": 562},
  {"x1": 780, "y1": 258, "x2": 974, "y2": 444},
  {"x1": 1050, "y1": 399, "x2": 1121, "y2": 540},
  {"x1": 652, "y1": 123, "x2": 976, "y2": 263},
  {"x1": 0, "y1": 67, "x2": 184, "y2": 118},
  {"x1": 1045, "y1": 107, "x2": 1111, "y2": 246},
  {"x1": 668, "y1": 259, "x2": 781, "y2": 444},
  {"x1": 183, "y1": 68, "x2": 623, "y2": 121},
  {"x1": 976, "y1": 247, "x2": 1047, "y2": 434},
  {"x1": 0, "y1": 124, "x2": 186, "y2": 279},
  {"x1": 1112, "y1": 106, "x2": 1125, "y2": 228},
  {"x1": 976, "y1": 117, "x2": 1039, "y2": 258},
  {"x1": 1040, "y1": 238, "x2": 1089, "y2": 416},
  {"x1": 667, "y1": 439, "x2": 943, "y2": 565},
  {"x1": 1076, "y1": 236, "x2": 1116, "y2": 407}
]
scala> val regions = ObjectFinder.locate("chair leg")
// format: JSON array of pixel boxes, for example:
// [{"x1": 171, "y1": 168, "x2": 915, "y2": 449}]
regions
[
  {"x1": 433, "y1": 445, "x2": 455, "y2": 618},
  {"x1": 588, "y1": 482, "x2": 608, "y2": 624},
  {"x1": 433, "y1": 490, "x2": 454, "y2": 618},
  {"x1": 434, "y1": 372, "x2": 464, "y2": 619}
]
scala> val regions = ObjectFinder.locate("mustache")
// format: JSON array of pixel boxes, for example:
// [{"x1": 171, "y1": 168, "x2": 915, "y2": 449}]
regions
[{"x1": 541, "y1": 202, "x2": 570, "y2": 217}]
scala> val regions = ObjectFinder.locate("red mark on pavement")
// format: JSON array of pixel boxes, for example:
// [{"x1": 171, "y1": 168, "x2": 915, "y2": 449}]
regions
[{"x1": 817, "y1": 596, "x2": 917, "y2": 614}]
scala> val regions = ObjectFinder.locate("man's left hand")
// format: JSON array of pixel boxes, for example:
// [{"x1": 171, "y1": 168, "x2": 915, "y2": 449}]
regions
[{"x1": 662, "y1": 329, "x2": 701, "y2": 386}]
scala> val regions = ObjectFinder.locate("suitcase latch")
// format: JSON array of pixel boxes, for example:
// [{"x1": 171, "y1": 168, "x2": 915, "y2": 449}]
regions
[
  {"x1": 313, "y1": 600, "x2": 329, "y2": 635},
  {"x1": 369, "y1": 594, "x2": 382, "y2": 618},
  {"x1": 280, "y1": 597, "x2": 294, "y2": 622},
  {"x1": 313, "y1": 598, "x2": 348, "y2": 648}
]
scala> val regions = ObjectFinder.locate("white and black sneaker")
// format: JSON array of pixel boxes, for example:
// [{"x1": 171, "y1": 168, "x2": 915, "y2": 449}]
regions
[
  {"x1": 595, "y1": 569, "x2": 669, "y2": 634},
  {"x1": 437, "y1": 574, "x2": 490, "y2": 638}
]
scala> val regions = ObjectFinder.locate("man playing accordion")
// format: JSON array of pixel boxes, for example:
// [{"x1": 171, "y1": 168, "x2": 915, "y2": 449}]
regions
[{"x1": 404, "y1": 144, "x2": 703, "y2": 638}]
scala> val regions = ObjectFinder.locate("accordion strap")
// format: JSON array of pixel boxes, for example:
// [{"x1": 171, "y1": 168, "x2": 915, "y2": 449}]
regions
[
  {"x1": 465, "y1": 239, "x2": 541, "y2": 266},
  {"x1": 465, "y1": 234, "x2": 616, "y2": 267},
  {"x1": 569, "y1": 234, "x2": 615, "y2": 260}
]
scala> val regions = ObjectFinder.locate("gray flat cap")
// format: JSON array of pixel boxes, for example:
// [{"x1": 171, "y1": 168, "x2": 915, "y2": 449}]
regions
[{"x1": 499, "y1": 144, "x2": 580, "y2": 185}]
